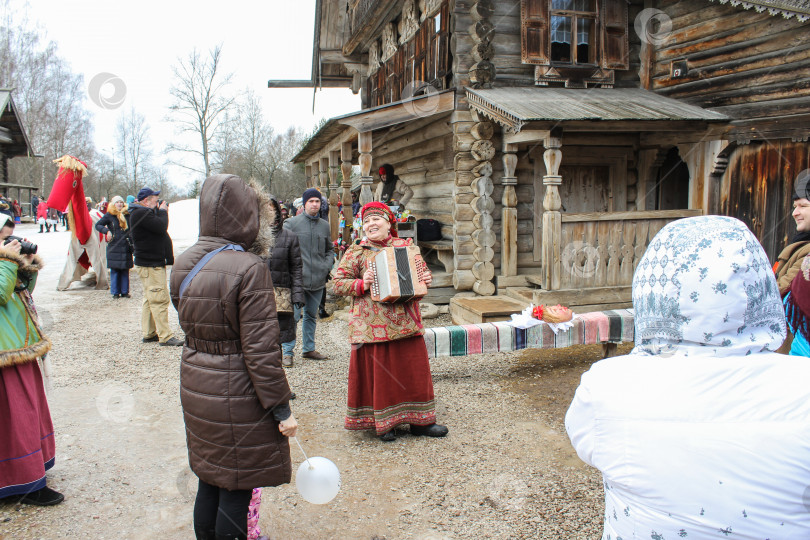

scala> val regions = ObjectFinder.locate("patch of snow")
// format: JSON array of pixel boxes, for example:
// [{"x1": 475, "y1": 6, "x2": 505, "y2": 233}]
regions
[{"x1": 167, "y1": 198, "x2": 200, "y2": 255}]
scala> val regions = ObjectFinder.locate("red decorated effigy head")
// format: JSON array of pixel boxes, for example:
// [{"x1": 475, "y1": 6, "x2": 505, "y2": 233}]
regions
[{"x1": 47, "y1": 155, "x2": 92, "y2": 244}]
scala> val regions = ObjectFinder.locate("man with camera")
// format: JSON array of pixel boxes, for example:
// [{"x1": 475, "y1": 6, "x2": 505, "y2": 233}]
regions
[{"x1": 129, "y1": 187, "x2": 182, "y2": 347}]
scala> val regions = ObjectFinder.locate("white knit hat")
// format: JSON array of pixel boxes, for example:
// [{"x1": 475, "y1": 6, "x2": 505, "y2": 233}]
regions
[{"x1": 0, "y1": 213, "x2": 12, "y2": 230}]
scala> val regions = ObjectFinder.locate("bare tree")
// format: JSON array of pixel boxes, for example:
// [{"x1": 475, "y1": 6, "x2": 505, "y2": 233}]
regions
[
  {"x1": 116, "y1": 106, "x2": 152, "y2": 194},
  {"x1": 0, "y1": 0, "x2": 95, "y2": 194},
  {"x1": 210, "y1": 89, "x2": 307, "y2": 200},
  {"x1": 167, "y1": 44, "x2": 234, "y2": 192}
]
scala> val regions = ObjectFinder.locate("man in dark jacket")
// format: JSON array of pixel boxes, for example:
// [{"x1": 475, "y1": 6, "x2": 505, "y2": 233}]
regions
[
  {"x1": 282, "y1": 187, "x2": 334, "y2": 361},
  {"x1": 129, "y1": 187, "x2": 181, "y2": 346}
]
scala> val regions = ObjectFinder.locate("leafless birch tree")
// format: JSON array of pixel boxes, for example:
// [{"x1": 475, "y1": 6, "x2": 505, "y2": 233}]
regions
[
  {"x1": 116, "y1": 106, "x2": 152, "y2": 194},
  {"x1": 167, "y1": 44, "x2": 234, "y2": 193}
]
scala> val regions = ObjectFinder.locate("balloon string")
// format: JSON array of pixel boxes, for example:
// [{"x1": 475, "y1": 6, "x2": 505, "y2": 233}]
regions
[{"x1": 292, "y1": 436, "x2": 314, "y2": 470}]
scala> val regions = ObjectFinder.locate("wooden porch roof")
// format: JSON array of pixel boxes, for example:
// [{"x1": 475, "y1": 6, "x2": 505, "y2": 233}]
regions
[
  {"x1": 0, "y1": 90, "x2": 34, "y2": 157},
  {"x1": 292, "y1": 89, "x2": 456, "y2": 164},
  {"x1": 466, "y1": 87, "x2": 729, "y2": 133}
]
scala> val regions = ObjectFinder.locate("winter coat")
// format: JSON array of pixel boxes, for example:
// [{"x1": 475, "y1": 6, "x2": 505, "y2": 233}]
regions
[
  {"x1": 774, "y1": 241, "x2": 810, "y2": 296},
  {"x1": 94, "y1": 210, "x2": 133, "y2": 270},
  {"x1": 566, "y1": 216, "x2": 801, "y2": 539},
  {"x1": 282, "y1": 211, "x2": 333, "y2": 291},
  {"x1": 0, "y1": 248, "x2": 51, "y2": 368},
  {"x1": 36, "y1": 204, "x2": 47, "y2": 221},
  {"x1": 128, "y1": 202, "x2": 174, "y2": 267},
  {"x1": 170, "y1": 174, "x2": 292, "y2": 491},
  {"x1": 267, "y1": 217, "x2": 304, "y2": 344}
]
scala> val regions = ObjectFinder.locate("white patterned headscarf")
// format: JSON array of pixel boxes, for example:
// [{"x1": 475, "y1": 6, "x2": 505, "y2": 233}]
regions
[{"x1": 632, "y1": 215, "x2": 784, "y2": 357}]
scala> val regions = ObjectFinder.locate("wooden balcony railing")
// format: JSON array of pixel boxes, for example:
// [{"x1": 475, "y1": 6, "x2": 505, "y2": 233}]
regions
[{"x1": 556, "y1": 209, "x2": 703, "y2": 290}]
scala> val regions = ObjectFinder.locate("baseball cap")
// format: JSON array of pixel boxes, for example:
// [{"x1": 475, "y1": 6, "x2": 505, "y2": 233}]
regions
[{"x1": 137, "y1": 187, "x2": 161, "y2": 201}]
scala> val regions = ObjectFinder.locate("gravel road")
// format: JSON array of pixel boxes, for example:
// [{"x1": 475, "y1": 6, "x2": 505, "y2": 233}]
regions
[{"x1": 0, "y1": 224, "x2": 620, "y2": 539}]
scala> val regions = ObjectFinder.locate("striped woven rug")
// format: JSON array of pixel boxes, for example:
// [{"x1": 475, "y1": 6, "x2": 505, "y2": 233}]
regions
[{"x1": 423, "y1": 309, "x2": 634, "y2": 359}]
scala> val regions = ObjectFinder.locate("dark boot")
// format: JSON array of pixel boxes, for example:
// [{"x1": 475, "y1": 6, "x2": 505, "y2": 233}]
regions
[
  {"x1": 379, "y1": 430, "x2": 396, "y2": 442},
  {"x1": 193, "y1": 523, "x2": 216, "y2": 540},
  {"x1": 39, "y1": 225, "x2": 43, "y2": 233},
  {"x1": 410, "y1": 423, "x2": 449, "y2": 437},
  {"x1": 18, "y1": 486, "x2": 64, "y2": 506}
]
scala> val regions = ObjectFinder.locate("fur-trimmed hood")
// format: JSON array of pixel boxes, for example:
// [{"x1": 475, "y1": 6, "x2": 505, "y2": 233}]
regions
[{"x1": 198, "y1": 174, "x2": 276, "y2": 257}]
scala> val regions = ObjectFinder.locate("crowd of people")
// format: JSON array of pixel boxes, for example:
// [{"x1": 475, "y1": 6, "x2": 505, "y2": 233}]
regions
[{"x1": 3, "y1": 164, "x2": 810, "y2": 537}]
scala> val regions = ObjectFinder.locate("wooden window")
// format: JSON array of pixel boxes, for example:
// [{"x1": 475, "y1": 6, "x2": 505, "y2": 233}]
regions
[
  {"x1": 521, "y1": 0, "x2": 628, "y2": 69},
  {"x1": 550, "y1": 0, "x2": 595, "y2": 64},
  {"x1": 364, "y1": 1, "x2": 451, "y2": 108}
]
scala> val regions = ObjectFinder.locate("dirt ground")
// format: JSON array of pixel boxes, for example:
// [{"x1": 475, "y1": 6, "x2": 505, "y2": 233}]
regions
[{"x1": 0, "y1": 224, "x2": 631, "y2": 539}]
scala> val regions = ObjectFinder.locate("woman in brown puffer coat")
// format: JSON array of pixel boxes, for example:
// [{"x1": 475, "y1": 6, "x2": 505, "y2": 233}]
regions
[{"x1": 170, "y1": 174, "x2": 297, "y2": 540}]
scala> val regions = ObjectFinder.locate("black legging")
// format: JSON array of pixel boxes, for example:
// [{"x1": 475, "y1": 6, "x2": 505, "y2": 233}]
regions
[{"x1": 193, "y1": 479, "x2": 253, "y2": 538}]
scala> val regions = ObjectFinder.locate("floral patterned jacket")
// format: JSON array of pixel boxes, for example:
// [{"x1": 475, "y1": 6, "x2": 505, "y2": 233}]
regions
[{"x1": 332, "y1": 236, "x2": 428, "y2": 344}]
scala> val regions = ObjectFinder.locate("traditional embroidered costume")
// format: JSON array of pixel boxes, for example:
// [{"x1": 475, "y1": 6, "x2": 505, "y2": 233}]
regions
[
  {"x1": 0, "y1": 243, "x2": 55, "y2": 499},
  {"x1": 332, "y1": 202, "x2": 439, "y2": 435}
]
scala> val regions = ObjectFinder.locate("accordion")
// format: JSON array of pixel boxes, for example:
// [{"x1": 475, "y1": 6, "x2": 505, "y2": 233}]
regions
[{"x1": 369, "y1": 245, "x2": 428, "y2": 303}]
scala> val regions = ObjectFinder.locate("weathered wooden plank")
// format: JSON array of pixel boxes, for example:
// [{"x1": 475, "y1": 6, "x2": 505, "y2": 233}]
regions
[
  {"x1": 561, "y1": 209, "x2": 703, "y2": 222},
  {"x1": 532, "y1": 286, "x2": 633, "y2": 308}
]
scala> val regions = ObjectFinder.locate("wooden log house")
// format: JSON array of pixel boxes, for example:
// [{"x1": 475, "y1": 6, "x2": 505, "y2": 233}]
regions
[
  {"x1": 0, "y1": 89, "x2": 38, "y2": 216},
  {"x1": 269, "y1": 0, "x2": 810, "y2": 309}
]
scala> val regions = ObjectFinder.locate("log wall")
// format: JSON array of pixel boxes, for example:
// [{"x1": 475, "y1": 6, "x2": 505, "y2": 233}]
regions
[
  {"x1": 651, "y1": 0, "x2": 810, "y2": 141},
  {"x1": 371, "y1": 113, "x2": 455, "y2": 227},
  {"x1": 720, "y1": 140, "x2": 810, "y2": 262}
]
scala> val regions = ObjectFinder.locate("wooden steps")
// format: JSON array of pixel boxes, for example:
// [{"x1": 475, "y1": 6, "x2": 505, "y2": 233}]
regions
[{"x1": 449, "y1": 295, "x2": 530, "y2": 325}]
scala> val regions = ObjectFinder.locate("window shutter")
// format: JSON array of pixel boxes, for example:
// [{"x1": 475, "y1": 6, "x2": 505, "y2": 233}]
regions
[
  {"x1": 600, "y1": 0, "x2": 629, "y2": 70},
  {"x1": 521, "y1": 0, "x2": 550, "y2": 65}
]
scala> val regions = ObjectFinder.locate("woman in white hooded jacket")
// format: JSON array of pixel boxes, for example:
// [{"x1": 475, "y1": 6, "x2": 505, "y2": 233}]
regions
[{"x1": 566, "y1": 215, "x2": 810, "y2": 539}]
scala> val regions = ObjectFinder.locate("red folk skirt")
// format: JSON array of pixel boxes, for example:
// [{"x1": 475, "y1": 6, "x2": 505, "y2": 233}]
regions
[
  {"x1": 0, "y1": 361, "x2": 56, "y2": 498},
  {"x1": 345, "y1": 334, "x2": 437, "y2": 435}
]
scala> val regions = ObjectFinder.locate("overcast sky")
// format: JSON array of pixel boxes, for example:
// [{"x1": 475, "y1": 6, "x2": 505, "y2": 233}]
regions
[{"x1": 16, "y1": 0, "x2": 361, "y2": 188}]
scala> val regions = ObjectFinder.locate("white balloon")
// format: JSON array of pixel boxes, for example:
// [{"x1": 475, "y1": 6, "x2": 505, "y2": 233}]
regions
[{"x1": 296, "y1": 457, "x2": 341, "y2": 504}]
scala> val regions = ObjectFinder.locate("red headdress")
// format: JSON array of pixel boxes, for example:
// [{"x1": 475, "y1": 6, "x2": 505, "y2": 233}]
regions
[
  {"x1": 47, "y1": 155, "x2": 92, "y2": 244},
  {"x1": 360, "y1": 201, "x2": 397, "y2": 237}
]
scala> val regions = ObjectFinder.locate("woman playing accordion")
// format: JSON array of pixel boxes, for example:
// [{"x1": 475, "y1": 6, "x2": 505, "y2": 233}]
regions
[{"x1": 332, "y1": 202, "x2": 448, "y2": 442}]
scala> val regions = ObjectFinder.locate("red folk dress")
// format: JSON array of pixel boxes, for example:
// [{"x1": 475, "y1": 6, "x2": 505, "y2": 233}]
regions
[
  {"x1": 332, "y1": 236, "x2": 436, "y2": 434},
  {"x1": 0, "y1": 250, "x2": 55, "y2": 499}
]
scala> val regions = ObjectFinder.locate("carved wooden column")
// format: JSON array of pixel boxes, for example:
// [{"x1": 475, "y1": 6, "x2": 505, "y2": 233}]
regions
[
  {"x1": 470, "y1": 120, "x2": 496, "y2": 296},
  {"x1": 328, "y1": 150, "x2": 340, "y2": 242},
  {"x1": 358, "y1": 131, "x2": 374, "y2": 205},
  {"x1": 310, "y1": 160, "x2": 320, "y2": 189},
  {"x1": 501, "y1": 142, "x2": 518, "y2": 277},
  {"x1": 541, "y1": 134, "x2": 563, "y2": 291},
  {"x1": 319, "y1": 157, "x2": 329, "y2": 195},
  {"x1": 341, "y1": 142, "x2": 354, "y2": 246}
]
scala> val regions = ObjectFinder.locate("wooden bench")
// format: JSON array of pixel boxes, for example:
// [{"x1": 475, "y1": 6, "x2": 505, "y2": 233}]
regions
[
  {"x1": 418, "y1": 239, "x2": 454, "y2": 273},
  {"x1": 424, "y1": 309, "x2": 634, "y2": 360}
]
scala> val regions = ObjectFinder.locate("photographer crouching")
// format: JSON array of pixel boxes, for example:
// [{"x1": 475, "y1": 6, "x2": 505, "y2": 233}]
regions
[{"x1": 0, "y1": 213, "x2": 63, "y2": 506}]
